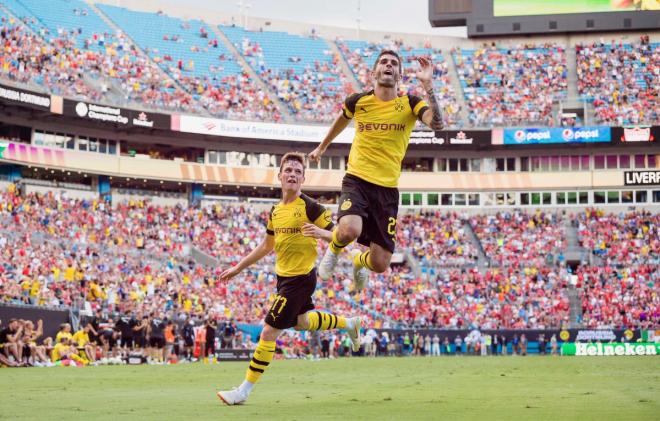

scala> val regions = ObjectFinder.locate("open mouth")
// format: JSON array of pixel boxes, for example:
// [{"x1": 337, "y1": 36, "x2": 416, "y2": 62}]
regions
[
  {"x1": 383, "y1": 70, "x2": 393, "y2": 76},
  {"x1": 287, "y1": 178, "x2": 297, "y2": 183}
]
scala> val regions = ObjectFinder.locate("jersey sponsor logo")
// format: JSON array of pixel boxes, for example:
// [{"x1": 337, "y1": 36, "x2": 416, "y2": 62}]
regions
[
  {"x1": 274, "y1": 227, "x2": 302, "y2": 234},
  {"x1": 357, "y1": 122, "x2": 406, "y2": 132},
  {"x1": 340, "y1": 199, "x2": 352, "y2": 211}
]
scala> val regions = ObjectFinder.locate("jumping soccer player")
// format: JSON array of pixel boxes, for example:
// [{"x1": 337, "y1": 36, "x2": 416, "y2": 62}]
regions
[
  {"x1": 216, "y1": 152, "x2": 361, "y2": 406},
  {"x1": 309, "y1": 50, "x2": 444, "y2": 289}
]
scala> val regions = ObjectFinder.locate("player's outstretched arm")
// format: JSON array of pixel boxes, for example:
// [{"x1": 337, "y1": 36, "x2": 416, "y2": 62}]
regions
[
  {"x1": 415, "y1": 56, "x2": 444, "y2": 131},
  {"x1": 219, "y1": 234, "x2": 275, "y2": 282},
  {"x1": 309, "y1": 114, "x2": 351, "y2": 162},
  {"x1": 301, "y1": 223, "x2": 332, "y2": 242}
]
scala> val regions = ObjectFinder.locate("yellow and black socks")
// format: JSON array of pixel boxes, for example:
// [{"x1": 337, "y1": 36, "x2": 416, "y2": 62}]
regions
[
  {"x1": 244, "y1": 339, "x2": 276, "y2": 385},
  {"x1": 329, "y1": 229, "x2": 350, "y2": 254},
  {"x1": 353, "y1": 250, "x2": 375, "y2": 271},
  {"x1": 307, "y1": 310, "x2": 347, "y2": 330}
]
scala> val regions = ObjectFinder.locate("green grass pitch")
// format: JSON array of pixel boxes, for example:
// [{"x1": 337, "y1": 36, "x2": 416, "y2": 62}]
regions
[{"x1": 1, "y1": 357, "x2": 658, "y2": 420}]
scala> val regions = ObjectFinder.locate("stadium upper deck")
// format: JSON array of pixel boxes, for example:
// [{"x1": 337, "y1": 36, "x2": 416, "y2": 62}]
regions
[
  {"x1": 0, "y1": 0, "x2": 657, "y2": 127},
  {"x1": 0, "y1": 1, "x2": 658, "y2": 207}
]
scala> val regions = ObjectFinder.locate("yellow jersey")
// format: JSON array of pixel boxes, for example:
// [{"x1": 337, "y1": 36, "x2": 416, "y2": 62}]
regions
[
  {"x1": 51, "y1": 343, "x2": 69, "y2": 362},
  {"x1": 266, "y1": 194, "x2": 334, "y2": 277},
  {"x1": 342, "y1": 90, "x2": 428, "y2": 187},
  {"x1": 72, "y1": 330, "x2": 90, "y2": 347},
  {"x1": 55, "y1": 331, "x2": 72, "y2": 344}
]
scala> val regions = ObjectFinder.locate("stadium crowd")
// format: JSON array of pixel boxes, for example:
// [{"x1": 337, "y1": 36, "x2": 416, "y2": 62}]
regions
[
  {"x1": 575, "y1": 209, "x2": 659, "y2": 328},
  {"x1": 0, "y1": 180, "x2": 657, "y2": 367},
  {"x1": 452, "y1": 42, "x2": 567, "y2": 127},
  {"x1": 469, "y1": 211, "x2": 565, "y2": 268},
  {"x1": 2, "y1": 6, "x2": 658, "y2": 127},
  {"x1": 577, "y1": 36, "x2": 659, "y2": 125}
]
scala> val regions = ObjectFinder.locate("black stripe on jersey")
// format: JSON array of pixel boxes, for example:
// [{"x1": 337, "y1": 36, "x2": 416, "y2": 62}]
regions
[
  {"x1": 407, "y1": 95, "x2": 424, "y2": 116},
  {"x1": 301, "y1": 194, "x2": 324, "y2": 221},
  {"x1": 416, "y1": 106, "x2": 430, "y2": 120},
  {"x1": 343, "y1": 90, "x2": 373, "y2": 119},
  {"x1": 248, "y1": 365, "x2": 264, "y2": 373},
  {"x1": 266, "y1": 205, "x2": 276, "y2": 235},
  {"x1": 330, "y1": 314, "x2": 337, "y2": 329},
  {"x1": 301, "y1": 194, "x2": 333, "y2": 229},
  {"x1": 251, "y1": 357, "x2": 270, "y2": 366}
]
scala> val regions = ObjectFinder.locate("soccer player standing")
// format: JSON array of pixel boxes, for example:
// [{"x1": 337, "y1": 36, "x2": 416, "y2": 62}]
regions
[
  {"x1": 216, "y1": 152, "x2": 361, "y2": 405},
  {"x1": 309, "y1": 50, "x2": 444, "y2": 288}
]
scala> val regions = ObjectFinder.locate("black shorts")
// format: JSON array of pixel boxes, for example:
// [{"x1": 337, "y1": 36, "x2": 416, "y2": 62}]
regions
[
  {"x1": 135, "y1": 336, "x2": 146, "y2": 349},
  {"x1": 149, "y1": 337, "x2": 165, "y2": 348},
  {"x1": 337, "y1": 173, "x2": 399, "y2": 253},
  {"x1": 122, "y1": 337, "x2": 134, "y2": 349},
  {"x1": 264, "y1": 268, "x2": 316, "y2": 330}
]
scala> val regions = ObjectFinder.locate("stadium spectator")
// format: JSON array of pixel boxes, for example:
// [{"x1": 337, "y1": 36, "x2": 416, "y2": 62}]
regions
[
  {"x1": 453, "y1": 42, "x2": 567, "y2": 126},
  {"x1": 576, "y1": 37, "x2": 659, "y2": 125}
]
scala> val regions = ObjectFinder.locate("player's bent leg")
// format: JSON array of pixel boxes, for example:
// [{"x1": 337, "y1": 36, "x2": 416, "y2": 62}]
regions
[
  {"x1": 218, "y1": 324, "x2": 281, "y2": 406},
  {"x1": 320, "y1": 215, "x2": 362, "y2": 280},
  {"x1": 366, "y1": 242, "x2": 392, "y2": 273},
  {"x1": 299, "y1": 311, "x2": 361, "y2": 352},
  {"x1": 351, "y1": 243, "x2": 391, "y2": 290}
]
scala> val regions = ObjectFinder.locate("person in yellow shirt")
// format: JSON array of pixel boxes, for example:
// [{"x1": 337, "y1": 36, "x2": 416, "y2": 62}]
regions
[
  {"x1": 72, "y1": 324, "x2": 96, "y2": 364},
  {"x1": 51, "y1": 337, "x2": 87, "y2": 365},
  {"x1": 55, "y1": 323, "x2": 73, "y2": 344},
  {"x1": 216, "y1": 152, "x2": 361, "y2": 406},
  {"x1": 63, "y1": 265, "x2": 75, "y2": 282},
  {"x1": 310, "y1": 50, "x2": 444, "y2": 289}
]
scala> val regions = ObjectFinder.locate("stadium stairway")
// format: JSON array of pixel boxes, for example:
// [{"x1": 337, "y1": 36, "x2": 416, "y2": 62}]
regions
[
  {"x1": 463, "y1": 221, "x2": 489, "y2": 269},
  {"x1": 445, "y1": 53, "x2": 470, "y2": 127},
  {"x1": 567, "y1": 286, "x2": 583, "y2": 328},
  {"x1": 562, "y1": 219, "x2": 587, "y2": 262},
  {"x1": 564, "y1": 45, "x2": 580, "y2": 107},
  {"x1": 210, "y1": 25, "x2": 294, "y2": 123},
  {"x1": 85, "y1": 1, "x2": 207, "y2": 114},
  {"x1": 326, "y1": 41, "x2": 362, "y2": 93},
  {"x1": 403, "y1": 248, "x2": 423, "y2": 279}
]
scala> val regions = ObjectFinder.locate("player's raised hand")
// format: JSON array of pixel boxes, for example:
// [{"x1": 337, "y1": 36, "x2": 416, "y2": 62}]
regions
[
  {"x1": 415, "y1": 56, "x2": 434, "y2": 88},
  {"x1": 308, "y1": 146, "x2": 325, "y2": 163}
]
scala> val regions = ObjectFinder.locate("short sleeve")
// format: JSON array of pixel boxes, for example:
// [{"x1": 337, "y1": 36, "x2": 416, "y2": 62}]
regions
[
  {"x1": 302, "y1": 194, "x2": 334, "y2": 230},
  {"x1": 342, "y1": 93, "x2": 361, "y2": 119},
  {"x1": 408, "y1": 95, "x2": 429, "y2": 120},
  {"x1": 266, "y1": 206, "x2": 274, "y2": 236}
]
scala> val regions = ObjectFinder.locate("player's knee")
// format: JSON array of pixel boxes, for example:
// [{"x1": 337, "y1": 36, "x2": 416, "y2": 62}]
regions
[
  {"x1": 370, "y1": 257, "x2": 390, "y2": 273},
  {"x1": 294, "y1": 314, "x2": 309, "y2": 331},
  {"x1": 337, "y1": 224, "x2": 360, "y2": 243},
  {"x1": 260, "y1": 324, "x2": 280, "y2": 342}
]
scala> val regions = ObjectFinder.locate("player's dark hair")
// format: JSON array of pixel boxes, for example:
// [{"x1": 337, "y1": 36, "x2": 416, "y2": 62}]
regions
[
  {"x1": 279, "y1": 151, "x2": 306, "y2": 174},
  {"x1": 373, "y1": 49, "x2": 402, "y2": 74}
]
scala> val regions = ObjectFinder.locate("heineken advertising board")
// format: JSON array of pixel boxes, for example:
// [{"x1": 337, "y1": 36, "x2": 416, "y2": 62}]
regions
[{"x1": 562, "y1": 342, "x2": 660, "y2": 356}]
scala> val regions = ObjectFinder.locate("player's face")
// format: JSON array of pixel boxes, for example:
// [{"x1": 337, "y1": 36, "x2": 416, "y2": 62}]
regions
[
  {"x1": 278, "y1": 160, "x2": 305, "y2": 193},
  {"x1": 373, "y1": 54, "x2": 400, "y2": 88}
]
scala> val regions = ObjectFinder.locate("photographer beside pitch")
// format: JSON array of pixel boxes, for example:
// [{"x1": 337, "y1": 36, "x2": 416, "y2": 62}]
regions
[
  {"x1": 309, "y1": 50, "x2": 444, "y2": 289},
  {"x1": 216, "y1": 152, "x2": 361, "y2": 405}
]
